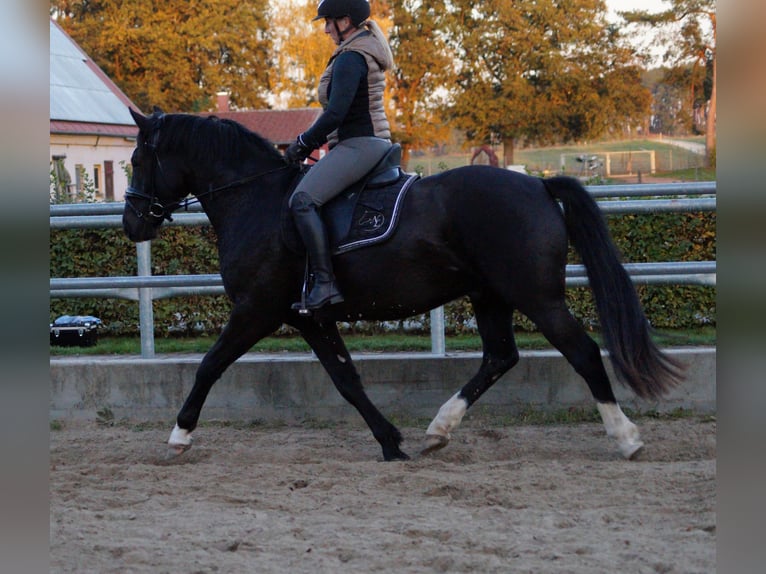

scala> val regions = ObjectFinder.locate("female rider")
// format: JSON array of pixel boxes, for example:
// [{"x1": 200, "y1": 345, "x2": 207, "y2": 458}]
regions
[{"x1": 285, "y1": 0, "x2": 394, "y2": 311}]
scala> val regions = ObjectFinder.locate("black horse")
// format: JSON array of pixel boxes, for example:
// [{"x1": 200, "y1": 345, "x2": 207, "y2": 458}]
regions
[{"x1": 123, "y1": 108, "x2": 683, "y2": 461}]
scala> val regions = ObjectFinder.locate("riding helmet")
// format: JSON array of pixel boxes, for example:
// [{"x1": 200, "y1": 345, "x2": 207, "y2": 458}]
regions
[{"x1": 313, "y1": 0, "x2": 371, "y2": 27}]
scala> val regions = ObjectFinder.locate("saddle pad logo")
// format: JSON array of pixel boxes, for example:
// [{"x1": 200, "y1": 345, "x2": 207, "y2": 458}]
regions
[{"x1": 358, "y1": 210, "x2": 386, "y2": 232}]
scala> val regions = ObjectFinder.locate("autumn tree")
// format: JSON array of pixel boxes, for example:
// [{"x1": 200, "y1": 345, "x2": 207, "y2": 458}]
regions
[
  {"x1": 388, "y1": 0, "x2": 455, "y2": 168},
  {"x1": 268, "y1": 0, "x2": 335, "y2": 108},
  {"x1": 50, "y1": 0, "x2": 272, "y2": 112},
  {"x1": 620, "y1": 0, "x2": 716, "y2": 167},
  {"x1": 645, "y1": 64, "x2": 708, "y2": 136},
  {"x1": 443, "y1": 0, "x2": 651, "y2": 166}
]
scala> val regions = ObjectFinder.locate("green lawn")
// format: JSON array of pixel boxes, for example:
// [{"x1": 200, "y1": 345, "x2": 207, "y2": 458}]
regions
[{"x1": 409, "y1": 137, "x2": 710, "y2": 178}]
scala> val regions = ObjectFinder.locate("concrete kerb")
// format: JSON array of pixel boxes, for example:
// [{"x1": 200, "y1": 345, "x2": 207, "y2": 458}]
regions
[{"x1": 50, "y1": 347, "x2": 715, "y2": 423}]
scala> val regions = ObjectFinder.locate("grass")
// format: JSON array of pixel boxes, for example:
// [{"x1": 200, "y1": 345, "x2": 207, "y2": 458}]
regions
[
  {"x1": 50, "y1": 326, "x2": 716, "y2": 356},
  {"x1": 654, "y1": 166, "x2": 716, "y2": 181},
  {"x1": 410, "y1": 137, "x2": 710, "y2": 178}
]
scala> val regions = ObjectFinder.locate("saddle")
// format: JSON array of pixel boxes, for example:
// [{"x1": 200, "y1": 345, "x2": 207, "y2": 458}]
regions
[{"x1": 282, "y1": 143, "x2": 420, "y2": 255}]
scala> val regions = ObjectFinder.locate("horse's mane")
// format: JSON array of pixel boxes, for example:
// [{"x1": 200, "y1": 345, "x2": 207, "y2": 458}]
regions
[{"x1": 159, "y1": 113, "x2": 285, "y2": 165}]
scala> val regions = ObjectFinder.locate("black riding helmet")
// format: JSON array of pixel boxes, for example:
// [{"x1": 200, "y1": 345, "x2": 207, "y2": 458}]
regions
[{"x1": 313, "y1": 0, "x2": 371, "y2": 27}]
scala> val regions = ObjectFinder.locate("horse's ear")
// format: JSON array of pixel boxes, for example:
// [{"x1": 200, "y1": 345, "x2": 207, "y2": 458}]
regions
[
  {"x1": 129, "y1": 108, "x2": 150, "y2": 130},
  {"x1": 152, "y1": 105, "x2": 164, "y2": 115}
]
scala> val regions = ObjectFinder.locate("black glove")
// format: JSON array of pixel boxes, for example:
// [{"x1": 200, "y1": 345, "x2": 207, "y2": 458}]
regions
[{"x1": 285, "y1": 135, "x2": 312, "y2": 164}]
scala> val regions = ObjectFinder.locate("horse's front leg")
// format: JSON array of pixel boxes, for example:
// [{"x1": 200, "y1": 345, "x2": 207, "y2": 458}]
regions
[
  {"x1": 295, "y1": 318, "x2": 409, "y2": 461},
  {"x1": 169, "y1": 303, "x2": 280, "y2": 454}
]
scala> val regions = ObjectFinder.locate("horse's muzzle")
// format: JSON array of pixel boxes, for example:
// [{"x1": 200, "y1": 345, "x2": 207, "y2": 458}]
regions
[{"x1": 122, "y1": 210, "x2": 160, "y2": 242}]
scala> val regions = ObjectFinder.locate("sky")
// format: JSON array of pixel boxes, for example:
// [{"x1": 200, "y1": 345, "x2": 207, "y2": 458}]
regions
[{"x1": 605, "y1": 0, "x2": 674, "y2": 64}]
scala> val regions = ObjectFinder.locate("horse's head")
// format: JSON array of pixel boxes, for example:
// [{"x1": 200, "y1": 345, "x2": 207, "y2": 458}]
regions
[{"x1": 122, "y1": 107, "x2": 187, "y2": 242}]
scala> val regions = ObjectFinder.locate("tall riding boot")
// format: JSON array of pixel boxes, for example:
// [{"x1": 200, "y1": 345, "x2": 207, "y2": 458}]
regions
[{"x1": 290, "y1": 192, "x2": 344, "y2": 310}]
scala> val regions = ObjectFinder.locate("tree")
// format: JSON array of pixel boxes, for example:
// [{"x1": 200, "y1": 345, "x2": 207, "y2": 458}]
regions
[
  {"x1": 646, "y1": 64, "x2": 708, "y2": 136},
  {"x1": 267, "y1": 0, "x2": 336, "y2": 108},
  {"x1": 51, "y1": 0, "x2": 272, "y2": 112},
  {"x1": 620, "y1": 0, "x2": 716, "y2": 167},
  {"x1": 443, "y1": 0, "x2": 651, "y2": 166},
  {"x1": 388, "y1": 0, "x2": 455, "y2": 167}
]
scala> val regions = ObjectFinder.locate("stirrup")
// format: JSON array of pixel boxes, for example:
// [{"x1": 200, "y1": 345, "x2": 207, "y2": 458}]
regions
[
  {"x1": 292, "y1": 259, "x2": 313, "y2": 315},
  {"x1": 292, "y1": 285, "x2": 344, "y2": 314}
]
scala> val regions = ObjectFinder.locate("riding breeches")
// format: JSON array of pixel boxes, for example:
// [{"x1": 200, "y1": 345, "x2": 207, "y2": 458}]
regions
[{"x1": 289, "y1": 136, "x2": 392, "y2": 208}]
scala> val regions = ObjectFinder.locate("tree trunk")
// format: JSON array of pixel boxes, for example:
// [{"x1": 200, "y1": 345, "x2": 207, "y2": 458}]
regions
[
  {"x1": 400, "y1": 145, "x2": 411, "y2": 172},
  {"x1": 501, "y1": 136, "x2": 515, "y2": 167},
  {"x1": 705, "y1": 53, "x2": 716, "y2": 168}
]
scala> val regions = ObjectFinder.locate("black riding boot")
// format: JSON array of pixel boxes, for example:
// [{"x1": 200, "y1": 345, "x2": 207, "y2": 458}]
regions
[{"x1": 290, "y1": 193, "x2": 344, "y2": 310}]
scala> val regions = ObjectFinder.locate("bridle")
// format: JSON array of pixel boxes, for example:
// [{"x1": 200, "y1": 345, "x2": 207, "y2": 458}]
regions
[
  {"x1": 124, "y1": 121, "x2": 293, "y2": 224},
  {"x1": 124, "y1": 120, "x2": 176, "y2": 223}
]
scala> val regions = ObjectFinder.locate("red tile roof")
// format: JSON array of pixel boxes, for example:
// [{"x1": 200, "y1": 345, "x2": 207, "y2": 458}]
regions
[
  {"x1": 50, "y1": 120, "x2": 138, "y2": 137},
  {"x1": 51, "y1": 108, "x2": 321, "y2": 144},
  {"x1": 198, "y1": 108, "x2": 322, "y2": 145}
]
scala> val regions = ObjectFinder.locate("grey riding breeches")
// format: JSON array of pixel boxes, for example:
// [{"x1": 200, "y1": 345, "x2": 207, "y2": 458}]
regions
[{"x1": 289, "y1": 136, "x2": 392, "y2": 207}]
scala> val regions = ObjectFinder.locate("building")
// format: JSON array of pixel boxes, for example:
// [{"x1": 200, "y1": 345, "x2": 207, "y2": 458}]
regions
[
  {"x1": 50, "y1": 19, "x2": 326, "y2": 203},
  {"x1": 198, "y1": 93, "x2": 327, "y2": 157},
  {"x1": 49, "y1": 19, "x2": 139, "y2": 202}
]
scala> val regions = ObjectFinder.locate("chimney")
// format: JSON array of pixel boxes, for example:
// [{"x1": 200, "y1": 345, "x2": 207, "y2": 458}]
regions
[{"x1": 216, "y1": 91, "x2": 230, "y2": 112}]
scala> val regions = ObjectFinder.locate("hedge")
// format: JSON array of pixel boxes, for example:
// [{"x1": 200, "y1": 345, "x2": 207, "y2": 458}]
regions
[{"x1": 50, "y1": 210, "x2": 715, "y2": 337}]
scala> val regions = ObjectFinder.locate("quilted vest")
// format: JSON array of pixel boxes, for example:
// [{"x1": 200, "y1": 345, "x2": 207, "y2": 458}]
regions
[{"x1": 317, "y1": 28, "x2": 391, "y2": 147}]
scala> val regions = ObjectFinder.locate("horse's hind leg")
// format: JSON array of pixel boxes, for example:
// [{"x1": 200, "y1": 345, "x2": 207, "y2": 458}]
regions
[
  {"x1": 296, "y1": 317, "x2": 409, "y2": 461},
  {"x1": 526, "y1": 303, "x2": 644, "y2": 459},
  {"x1": 424, "y1": 294, "x2": 519, "y2": 453}
]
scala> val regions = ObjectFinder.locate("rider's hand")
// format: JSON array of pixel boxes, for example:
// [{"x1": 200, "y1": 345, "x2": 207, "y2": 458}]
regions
[{"x1": 285, "y1": 135, "x2": 312, "y2": 164}]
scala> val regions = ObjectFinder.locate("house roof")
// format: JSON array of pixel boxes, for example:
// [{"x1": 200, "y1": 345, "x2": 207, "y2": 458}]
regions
[
  {"x1": 49, "y1": 19, "x2": 139, "y2": 134},
  {"x1": 198, "y1": 108, "x2": 322, "y2": 146},
  {"x1": 50, "y1": 18, "x2": 318, "y2": 144}
]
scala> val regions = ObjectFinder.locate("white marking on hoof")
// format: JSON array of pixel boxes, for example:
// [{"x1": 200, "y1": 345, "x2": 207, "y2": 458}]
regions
[
  {"x1": 168, "y1": 424, "x2": 192, "y2": 454},
  {"x1": 597, "y1": 403, "x2": 644, "y2": 460},
  {"x1": 425, "y1": 392, "x2": 468, "y2": 445},
  {"x1": 422, "y1": 434, "x2": 449, "y2": 455}
]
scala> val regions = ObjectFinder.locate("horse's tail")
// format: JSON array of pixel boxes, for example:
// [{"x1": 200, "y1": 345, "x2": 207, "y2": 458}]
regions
[{"x1": 542, "y1": 175, "x2": 685, "y2": 399}]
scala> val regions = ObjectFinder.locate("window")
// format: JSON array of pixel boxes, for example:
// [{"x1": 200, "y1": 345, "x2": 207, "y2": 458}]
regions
[
  {"x1": 93, "y1": 164, "x2": 102, "y2": 197},
  {"x1": 104, "y1": 160, "x2": 114, "y2": 201}
]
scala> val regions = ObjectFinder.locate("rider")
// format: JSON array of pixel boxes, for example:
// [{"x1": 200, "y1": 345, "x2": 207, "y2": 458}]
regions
[{"x1": 285, "y1": 0, "x2": 394, "y2": 311}]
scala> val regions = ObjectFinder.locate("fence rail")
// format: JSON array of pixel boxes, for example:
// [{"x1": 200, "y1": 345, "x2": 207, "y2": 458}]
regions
[{"x1": 50, "y1": 181, "x2": 716, "y2": 357}]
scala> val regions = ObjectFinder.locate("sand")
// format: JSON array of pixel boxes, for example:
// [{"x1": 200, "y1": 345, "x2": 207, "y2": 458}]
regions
[{"x1": 50, "y1": 416, "x2": 715, "y2": 573}]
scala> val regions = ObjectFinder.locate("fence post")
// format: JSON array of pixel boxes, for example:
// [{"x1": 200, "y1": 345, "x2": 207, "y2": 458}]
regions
[
  {"x1": 136, "y1": 241, "x2": 155, "y2": 358},
  {"x1": 430, "y1": 307, "x2": 445, "y2": 355}
]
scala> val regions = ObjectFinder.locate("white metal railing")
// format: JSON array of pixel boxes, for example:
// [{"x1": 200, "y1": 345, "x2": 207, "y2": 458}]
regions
[{"x1": 50, "y1": 181, "x2": 717, "y2": 357}]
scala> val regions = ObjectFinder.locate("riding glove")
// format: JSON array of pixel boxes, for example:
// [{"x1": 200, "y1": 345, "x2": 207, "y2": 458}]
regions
[{"x1": 285, "y1": 134, "x2": 312, "y2": 164}]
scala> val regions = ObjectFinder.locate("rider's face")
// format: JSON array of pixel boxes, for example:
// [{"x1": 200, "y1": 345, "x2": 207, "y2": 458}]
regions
[{"x1": 324, "y1": 17, "x2": 352, "y2": 45}]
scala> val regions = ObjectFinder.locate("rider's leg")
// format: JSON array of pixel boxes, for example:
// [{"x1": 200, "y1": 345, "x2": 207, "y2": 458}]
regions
[
  {"x1": 290, "y1": 191, "x2": 344, "y2": 309},
  {"x1": 289, "y1": 137, "x2": 391, "y2": 311}
]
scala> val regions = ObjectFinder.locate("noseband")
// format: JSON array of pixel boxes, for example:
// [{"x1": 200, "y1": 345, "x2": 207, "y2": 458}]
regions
[{"x1": 124, "y1": 186, "x2": 178, "y2": 223}]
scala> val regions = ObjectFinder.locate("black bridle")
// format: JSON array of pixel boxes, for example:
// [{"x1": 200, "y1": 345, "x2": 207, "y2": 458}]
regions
[
  {"x1": 125, "y1": 122, "x2": 293, "y2": 224},
  {"x1": 124, "y1": 120, "x2": 176, "y2": 222}
]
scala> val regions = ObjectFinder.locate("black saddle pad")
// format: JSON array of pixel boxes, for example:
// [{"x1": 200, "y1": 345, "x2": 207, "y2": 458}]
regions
[{"x1": 282, "y1": 172, "x2": 419, "y2": 255}]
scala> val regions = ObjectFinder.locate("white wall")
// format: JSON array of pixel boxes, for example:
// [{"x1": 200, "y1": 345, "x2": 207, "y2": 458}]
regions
[{"x1": 50, "y1": 133, "x2": 135, "y2": 202}]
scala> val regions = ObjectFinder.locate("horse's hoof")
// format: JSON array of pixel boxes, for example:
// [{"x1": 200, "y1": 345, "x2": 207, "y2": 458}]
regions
[
  {"x1": 167, "y1": 443, "x2": 192, "y2": 458},
  {"x1": 383, "y1": 449, "x2": 410, "y2": 462},
  {"x1": 621, "y1": 440, "x2": 645, "y2": 460},
  {"x1": 421, "y1": 434, "x2": 449, "y2": 455},
  {"x1": 168, "y1": 424, "x2": 192, "y2": 456}
]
